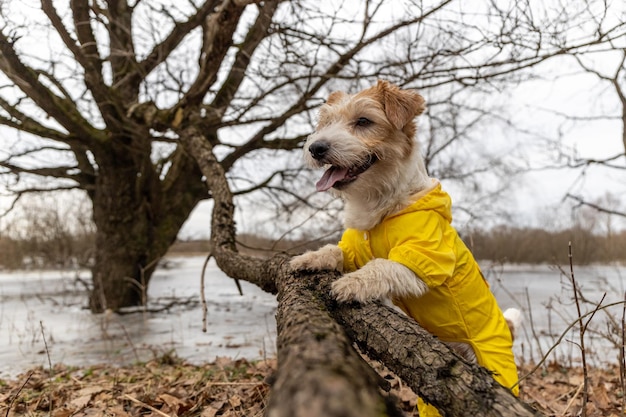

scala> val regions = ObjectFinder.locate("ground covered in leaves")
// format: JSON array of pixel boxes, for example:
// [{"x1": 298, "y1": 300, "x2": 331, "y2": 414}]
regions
[{"x1": 1, "y1": 354, "x2": 624, "y2": 416}]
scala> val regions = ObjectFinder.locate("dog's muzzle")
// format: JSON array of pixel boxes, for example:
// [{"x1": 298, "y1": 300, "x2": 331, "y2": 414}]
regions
[{"x1": 308, "y1": 139, "x2": 378, "y2": 191}]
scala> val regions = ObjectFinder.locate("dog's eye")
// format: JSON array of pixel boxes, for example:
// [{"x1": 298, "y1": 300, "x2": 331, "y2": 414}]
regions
[{"x1": 355, "y1": 117, "x2": 372, "y2": 127}]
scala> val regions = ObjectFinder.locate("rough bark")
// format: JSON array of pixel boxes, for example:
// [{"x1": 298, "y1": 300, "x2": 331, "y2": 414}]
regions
[
  {"x1": 89, "y1": 139, "x2": 206, "y2": 312},
  {"x1": 267, "y1": 266, "x2": 404, "y2": 417},
  {"x1": 264, "y1": 261, "x2": 542, "y2": 417},
  {"x1": 325, "y1": 285, "x2": 542, "y2": 416}
]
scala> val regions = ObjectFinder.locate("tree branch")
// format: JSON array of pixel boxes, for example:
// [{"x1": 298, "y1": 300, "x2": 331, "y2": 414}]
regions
[
  {"x1": 120, "y1": 0, "x2": 219, "y2": 91},
  {"x1": 220, "y1": 0, "x2": 455, "y2": 170},
  {"x1": 566, "y1": 193, "x2": 626, "y2": 218},
  {"x1": 0, "y1": 31, "x2": 103, "y2": 142},
  {"x1": 0, "y1": 97, "x2": 75, "y2": 143},
  {"x1": 210, "y1": 0, "x2": 280, "y2": 116},
  {"x1": 180, "y1": 0, "x2": 247, "y2": 109},
  {"x1": 67, "y1": 0, "x2": 126, "y2": 122},
  {"x1": 0, "y1": 160, "x2": 82, "y2": 183},
  {"x1": 40, "y1": 0, "x2": 92, "y2": 72},
  {"x1": 179, "y1": 121, "x2": 543, "y2": 417}
]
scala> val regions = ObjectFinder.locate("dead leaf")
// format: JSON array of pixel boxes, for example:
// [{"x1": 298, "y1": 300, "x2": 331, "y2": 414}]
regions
[
  {"x1": 591, "y1": 383, "x2": 611, "y2": 410},
  {"x1": 70, "y1": 394, "x2": 93, "y2": 409},
  {"x1": 108, "y1": 405, "x2": 133, "y2": 417},
  {"x1": 51, "y1": 407, "x2": 75, "y2": 417},
  {"x1": 76, "y1": 386, "x2": 106, "y2": 397},
  {"x1": 200, "y1": 405, "x2": 221, "y2": 417},
  {"x1": 159, "y1": 392, "x2": 183, "y2": 409},
  {"x1": 73, "y1": 408, "x2": 105, "y2": 417},
  {"x1": 229, "y1": 394, "x2": 242, "y2": 408}
]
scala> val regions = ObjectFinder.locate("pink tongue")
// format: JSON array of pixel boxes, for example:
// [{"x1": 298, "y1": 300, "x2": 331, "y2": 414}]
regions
[{"x1": 316, "y1": 166, "x2": 349, "y2": 192}]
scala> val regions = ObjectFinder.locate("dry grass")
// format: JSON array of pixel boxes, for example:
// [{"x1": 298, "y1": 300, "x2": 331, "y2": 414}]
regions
[{"x1": 1, "y1": 355, "x2": 624, "y2": 417}]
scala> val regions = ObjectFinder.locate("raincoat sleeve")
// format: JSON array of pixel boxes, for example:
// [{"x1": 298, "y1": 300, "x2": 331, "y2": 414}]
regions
[
  {"x1": 386, "y1": 211, "x2": 456, "y2": 288},
  {"x1": 338, "y1": 229, "x2": 359, "y2": 273}
]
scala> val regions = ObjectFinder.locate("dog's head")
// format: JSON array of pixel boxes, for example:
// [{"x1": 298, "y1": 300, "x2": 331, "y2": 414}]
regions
[{"x1": 304, "y1": 80, "x2": 426, "y2": 193}]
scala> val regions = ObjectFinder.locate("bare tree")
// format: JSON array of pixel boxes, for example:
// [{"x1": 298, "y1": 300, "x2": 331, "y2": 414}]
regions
[
  {"x1": 0, "y1": 1, "x2": 622, "y2": 312},
  {"x1": 562, "y1": 48, "x2": 626, "y2": 218},
  {"x1": 0, "y1": 0, "x2": 624, "y2": 415}
]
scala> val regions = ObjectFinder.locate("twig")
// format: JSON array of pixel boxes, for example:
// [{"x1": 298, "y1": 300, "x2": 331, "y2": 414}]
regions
[
  {"x1": 515, "y1": 299, "x2": 626, "y2": 387},
  {"x1": 581, "y1": 293, "x2": 606, "y2": 335},
  {"x1": 115, "y1": 296, "x2": 199, "y2": 315},
  {"x1": 39, "y1": 321, "x2": 53, "y2": 417},
  {"x1": 205, "y1": 381, "x2": 263, "y2": 386},
  {"x1": 201, "y1": 251, "x2": 213, "y2": 333},
  {"x1": 567, "y1": 241, "x2": 588, "y2": 417},
  {"x1": 560, "y1": 381, "x2": 584, "y2": 416},
  {"x1": 119, "y1": 322, "x2": 140, "y2": 363},
  {"x1": 525, "y1": 287, "x2": 545, "y2": 361},
  {"x1": 123, "y1": 394, "x2": 172, "y2": 417},
  {"x1": 619, "y1": 292, "x2": 626, "y2": 415},
  {"x1": 39, "y1": 321, "x2": 53, "y2": 374},
  {"x1": 523, "y1": 389, "x2": 559, "y2": 415},
  {"x1": 269, "y1": 197, "x2": 336, "y2": 252},
  {"x1": 566, "y1": 193, "x2": 626, "y2": 218},
  {"x1": 139, "y1": 257, "x2": 162, "y2": 314},
  {"x1": 4, "y1": 370, "x2": 33, "y2": 417}
]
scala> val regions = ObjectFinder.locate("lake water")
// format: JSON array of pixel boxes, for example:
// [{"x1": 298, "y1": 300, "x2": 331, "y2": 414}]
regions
[
  {"x1": 0, "y1": 256, "x2": 277, "y2": 378},
  {"x1": 0, "y1": 257, "x2": 624, "y2": 378},
  {"x1": 484, "y1": 262, "x2": 625, "y2": 367}
]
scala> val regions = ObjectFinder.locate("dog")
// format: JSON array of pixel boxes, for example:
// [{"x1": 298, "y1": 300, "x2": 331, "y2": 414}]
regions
[{"x1": 290, "y1": 80, "x2": 520, "y2": 416}]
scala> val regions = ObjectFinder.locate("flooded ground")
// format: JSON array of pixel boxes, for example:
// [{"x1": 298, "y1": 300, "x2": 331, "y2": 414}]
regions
[
  {"x1": 0, "y1": 256, "x2": 277, "y2": 378},
  {"x1": 485, "y1": 262, "x2": 625, "y2": 367},
  {"x1": 0, "y1": 257, "x2": 624, "y2": 378}
]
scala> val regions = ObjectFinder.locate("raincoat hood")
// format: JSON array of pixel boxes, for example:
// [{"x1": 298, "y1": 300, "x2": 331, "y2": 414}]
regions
[{"x1": 388, "y1": 180, "x2": 452, "y2": 224}]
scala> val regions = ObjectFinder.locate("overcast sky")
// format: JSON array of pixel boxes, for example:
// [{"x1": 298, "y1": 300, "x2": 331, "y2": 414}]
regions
[{"x1": 1, "y1": 0, "x2": 625, "y2": 239}]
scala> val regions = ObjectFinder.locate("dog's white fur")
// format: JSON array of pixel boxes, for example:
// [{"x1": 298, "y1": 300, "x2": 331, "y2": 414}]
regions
[
  {"x1": 503, "y1": 307, "x2": 522, "y2": 340},
  {"x1": 290, "y1": 81, "x2": 520, "y2": 359},
  {"x1": 291, "y1": 80, "x2": 431, "y2": 305},
  {"x1": 303, "y1": 88, "x2": 430, "y2": 231}
]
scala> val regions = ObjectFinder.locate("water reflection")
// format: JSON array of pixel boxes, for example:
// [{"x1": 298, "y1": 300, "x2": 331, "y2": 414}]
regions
[
  {"x1": 0, "y1": 257, "x2": 277, "y2": 378},
  {"x1": 1, "y1": 257, "x2": 624, "y2": 378},
  {"x1": 485, "y1": 262, "x2": 625, "y2": 367}
]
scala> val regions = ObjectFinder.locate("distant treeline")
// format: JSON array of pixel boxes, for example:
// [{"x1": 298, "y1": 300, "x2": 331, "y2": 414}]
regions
[
  {"x1": 1, "y1": 226, "x2": 624, "y2": 270},
  {"x1": 463, "y1": 226, "x2": 626, "y2": 265},
  {"x1": 0, "y1": 233, "x2": 94, "y2": 270},
  {"x1": 219, "y1": 227, "x2": 626, "y2": 266}
]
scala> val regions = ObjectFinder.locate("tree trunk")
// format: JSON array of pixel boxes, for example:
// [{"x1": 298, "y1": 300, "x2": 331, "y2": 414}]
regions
[
  {"x1": 89, "y1": 154, "x2": 160, "y2": 312},
  {"x1": 89, "y1": 226, "x2": 159, "y2": 312},
  {"x1": 88, "y1": 143, "x2": 204, "y2": 313},
  {"x1": 218, "y1": 252, "x2": 543, "y2": 416},
  {"x1": 325, "y1": 283, "x2": 542, "y2": 416},
  {"x1": 263, "y1": 265, "x2": 542, "y2": 417},
  {"x1": 267, "y1": 262, "x2": 403, "y2": 417}
]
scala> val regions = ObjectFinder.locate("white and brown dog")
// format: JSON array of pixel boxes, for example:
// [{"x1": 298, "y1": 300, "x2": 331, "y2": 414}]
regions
[{"x1": 290, "y1": 80, "x2": 520, "y2": 415}]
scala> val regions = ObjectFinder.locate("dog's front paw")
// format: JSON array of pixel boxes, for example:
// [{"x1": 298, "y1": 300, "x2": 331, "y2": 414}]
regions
[
  {"x1": 290, "y1": 244, "x2": 343, "y2": 272},
  {"x1": 289, "y1": 252, "x2": 324, "y2": 271},
  {"x1": 331, "y1": 271, "x2": 380, "y2": 303}
]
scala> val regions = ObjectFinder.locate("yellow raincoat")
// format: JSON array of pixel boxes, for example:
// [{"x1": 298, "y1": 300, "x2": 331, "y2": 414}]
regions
[{"x1": 338, "y1": 181, "x2": 518, "y2": 416}]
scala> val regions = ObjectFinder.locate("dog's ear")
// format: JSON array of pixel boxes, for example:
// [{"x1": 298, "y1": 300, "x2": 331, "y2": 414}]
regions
[
  {"x1": 326, "y1": 91, "x2": 346, "y2": 105},
  {"x1": 376, "y1": 80, "x2": 426, "y2": 130}
]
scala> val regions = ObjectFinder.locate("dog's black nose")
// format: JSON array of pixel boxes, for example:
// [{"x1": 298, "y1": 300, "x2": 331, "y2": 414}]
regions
[{"x1": 308, "y1": 141, "x2": 330, "y2": 160}]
